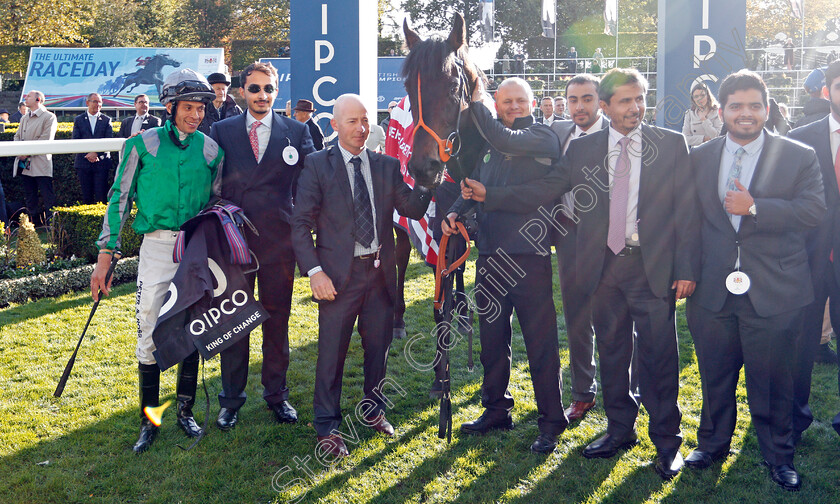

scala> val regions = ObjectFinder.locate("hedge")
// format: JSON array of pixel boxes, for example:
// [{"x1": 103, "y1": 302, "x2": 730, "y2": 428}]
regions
[
  {"x1": 52, "y1": 203, "x2": 142, "y2": 262},
  {"x1": 0, "y1": 256, "x2": 138, "y2": 307},
  {"x1": 1, "y1": 122, "x2": 123, "y2": 209}
]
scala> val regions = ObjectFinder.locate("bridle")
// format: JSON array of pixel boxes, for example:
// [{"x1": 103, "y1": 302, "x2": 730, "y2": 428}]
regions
[{"x1": 409, "y1": 56, "x2": 472, "y2": 164}]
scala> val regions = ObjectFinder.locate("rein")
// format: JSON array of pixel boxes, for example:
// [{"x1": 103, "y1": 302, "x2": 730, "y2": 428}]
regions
[{"x1": 434, "y1": 222, "x2": 471, "y2": 311}]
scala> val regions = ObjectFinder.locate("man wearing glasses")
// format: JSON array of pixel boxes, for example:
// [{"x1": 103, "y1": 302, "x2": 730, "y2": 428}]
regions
[{"x1": 210, "y1": 61, "x2": 315, "y2": 430}]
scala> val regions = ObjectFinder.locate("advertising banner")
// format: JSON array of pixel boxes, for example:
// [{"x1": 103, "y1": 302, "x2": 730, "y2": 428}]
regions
[{"x1": 22, "y1": 47, "x2": 225, "y2": 108}]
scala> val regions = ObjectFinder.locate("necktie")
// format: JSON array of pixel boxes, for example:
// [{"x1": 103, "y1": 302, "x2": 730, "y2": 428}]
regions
[
  {"x1": 351, "y1": 156, "x2": 375, "y2": 248},
  {"x1": 579, "y1": 132, "x2": 586, "y2": 137},
  {"x1": 724, "y1": 147, "x2": 746, "y2": 208},
  {"x1": 249, "y1": 120, "x2": 261, "y2": 161},
  {"x1": 608, "y1": 137, "x2": 631, "y2": 254}
]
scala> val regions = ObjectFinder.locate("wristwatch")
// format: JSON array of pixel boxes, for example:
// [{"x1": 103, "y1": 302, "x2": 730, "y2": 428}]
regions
[{"x1": 748, "y1": 202, "x2": 757, "y2": 216}]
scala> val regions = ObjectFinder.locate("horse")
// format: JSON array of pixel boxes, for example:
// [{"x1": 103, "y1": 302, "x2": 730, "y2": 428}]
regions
[
  {"x1": 398, "y1": 13, "x2": 487, "y2": 438},
  {"x1": 113, "y1": 54, "x2": 181, "y2": 97}
]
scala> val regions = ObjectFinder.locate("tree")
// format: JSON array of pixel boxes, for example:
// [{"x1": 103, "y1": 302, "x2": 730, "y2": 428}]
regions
[
  {"x1": 746, "y1": 0, "x2": 840, "y2": 48},
  {"x1": 85, "y1": 0, "x2": 144, "y2": 48},
  {"x1": 0, "y1": 0, "x2": 93, "y2": 46}
]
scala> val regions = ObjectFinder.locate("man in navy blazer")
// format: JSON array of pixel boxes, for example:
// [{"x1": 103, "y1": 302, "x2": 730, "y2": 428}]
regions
[
  {"x1": 787, "y1": 60, "x2": 840, "y2": 440},
  {"x1": 210, "y1": 61, "x2": 315, "y2": 430},
  {"x1": 686, "y1": 70, "x2": 825, "y2": 491},
  {"x1": 72, "y1": 93, "x2": 113, "y2": 204},
  {"x1": 291, "y1": 94, "x2": 431, "y2": 458},
  {"x1": 118, "y1": 94, "x2": 162, "y2": 138}
]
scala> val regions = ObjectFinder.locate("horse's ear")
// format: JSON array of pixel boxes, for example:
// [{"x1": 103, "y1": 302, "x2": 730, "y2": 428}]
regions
[
  {"x1": 448, "y1": 13, "x2": 466, "y2": 51},
  {"x1": 403, "y1": 18, "x2": 422, "y2": 50}
]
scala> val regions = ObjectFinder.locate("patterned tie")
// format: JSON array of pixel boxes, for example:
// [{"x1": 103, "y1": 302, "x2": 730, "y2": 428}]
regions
[
  {"x1": 249, "y1": 120, "x2": 261, "y2": 161},
  {"x1": 351, "y1": 157, "x2": 375, "y2": 248},
  {"x1": 608, "y1": 137, "x2": 631, "y2": 254},
  {"x1": 724, "y1": 147, "x2": 746, "y2": 209}
]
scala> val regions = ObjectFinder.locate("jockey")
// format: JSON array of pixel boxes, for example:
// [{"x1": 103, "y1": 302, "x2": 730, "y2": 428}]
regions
[{"x1": 90, "y1": 68, "x2": 224, "y2": 453}]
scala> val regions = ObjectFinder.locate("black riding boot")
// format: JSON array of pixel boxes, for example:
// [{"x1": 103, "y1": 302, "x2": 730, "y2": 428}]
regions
[
  {"x1": 175, "y1": 351, "x2": 203, "y2": 438},
  {"x1": 133, "y1": 363, "x2": 160, "y2": 453}
]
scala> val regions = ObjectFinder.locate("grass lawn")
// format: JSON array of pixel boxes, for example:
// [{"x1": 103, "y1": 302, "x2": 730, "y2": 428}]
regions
[{"x1": 1, "y1": 250, "x2": 839, "y2": 504}]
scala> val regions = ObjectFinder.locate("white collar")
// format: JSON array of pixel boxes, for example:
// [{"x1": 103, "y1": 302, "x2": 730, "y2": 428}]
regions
[
  {"x1": 246, "y1": 110, "x2": 273, "y2": 130},
  {"x1": 829, "y1": 114, "x2": 840, "y2": 134}
]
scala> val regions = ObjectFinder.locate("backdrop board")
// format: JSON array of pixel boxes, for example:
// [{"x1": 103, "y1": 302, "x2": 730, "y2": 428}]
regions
[
  {"x1": 290, "y1": 0, "x2": 378, "y2": 143},
  {"x1": 22, "y1": 48, "x2": 225, "y2": 108},
  {"x1": 655, "y1": 0, "x2": 747, "y2": 130}
]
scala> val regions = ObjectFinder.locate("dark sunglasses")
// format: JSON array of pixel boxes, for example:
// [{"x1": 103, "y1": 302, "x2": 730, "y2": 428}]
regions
[{"x1": 246, "y1": 84, "x2": 276, "y2": 94}]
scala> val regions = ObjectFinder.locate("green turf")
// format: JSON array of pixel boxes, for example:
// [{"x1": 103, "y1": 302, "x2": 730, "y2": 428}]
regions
[{"x1": 1, "y1": 251, "x2": 839, "y2": 504}]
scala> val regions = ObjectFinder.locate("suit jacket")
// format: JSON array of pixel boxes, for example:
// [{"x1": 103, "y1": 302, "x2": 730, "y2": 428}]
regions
[
  {"x1": 291, "y1": 146, "x2": 432, "y2": 302},
  {"x1": 13, "y1": 107, "x2": 58, "y2": 177},
  {"x1": 211, "y1": 111, "x2": 315, "y2": 264},
  {"x1": 788, "y1": 116, "x2": 840, "y2": 286},
  {"x1": 548, "y1": 116, "x2": 609, "y2": 150},
  {"x1": 72, "y1": 112, "x2": 114, "y2": 168},
  {"x1": 690, "y1": 131, "x2": 825, "y2": 317},
  {"x1": 567, "y1": 125, "x2": 700, "y2": 298},
  {"x1": 306, "y1": 117, "x2": 325, "y2": 150},
  {"x1": 119, "y1": 114, "x2": 162, "y2": 139}
]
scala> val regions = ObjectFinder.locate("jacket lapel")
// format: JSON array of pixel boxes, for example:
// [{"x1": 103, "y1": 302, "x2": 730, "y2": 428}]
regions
[
  {"x1": 700, "y1": 137, "x2": 736, "y2": 234},
  {"x1": 813, "y1": 117, "x2": 837, "y2": 199},
  {"x1": 329, "y1": 146, "x2": 355, "y2": 215},
  {"x1": 368, "y1": 151, "x2": 385, "y2": 233},
  {"x1": 263, "y1": 112, "x2": 287, "y2": 163}
]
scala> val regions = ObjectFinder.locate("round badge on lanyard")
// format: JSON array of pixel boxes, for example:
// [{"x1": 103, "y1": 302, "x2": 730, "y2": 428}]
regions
[
  {"x1": 283, "y1": 145, "x2": 299, "y2": 165},
  {"x1": 725, "y1": 270, "x2": 751, "y2": 295}
]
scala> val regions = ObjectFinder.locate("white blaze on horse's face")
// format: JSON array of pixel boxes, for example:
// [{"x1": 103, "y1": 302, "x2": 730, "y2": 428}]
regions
[{"x1": 494, "y1": 82, "x2": 533, "y2": 128}]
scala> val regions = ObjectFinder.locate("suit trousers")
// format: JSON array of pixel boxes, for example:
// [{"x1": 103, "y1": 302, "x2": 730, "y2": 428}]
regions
[
  {"x1": 687, "y1": 294, "x2": 800, "y2": 465},
  {"x1": 477, "y1": 254, "x2": 567, "y2": 436},
  {"x1": 21, "y1": 175, "x2": 55, "y2": 227},
  {"x1": 218, "y1": 259, "x2": 296, "y2": 409},
  {"x1": 313, "y1": 257, "x2": 394, "y2": 437},
  {"x1": 75, "y1": 160, "x2": 111, "y2": 204},
  {"x1": 591, "y1": 251, "x2": 682, "y2": 453},
  {"x1": 555, "y1": 215, "x2": 597, "y2": 403}
]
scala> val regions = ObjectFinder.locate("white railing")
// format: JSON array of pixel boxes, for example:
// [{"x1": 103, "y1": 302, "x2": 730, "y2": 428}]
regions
[{"x1": 0, "y1": 138, "x2": 125, "y2": 157}]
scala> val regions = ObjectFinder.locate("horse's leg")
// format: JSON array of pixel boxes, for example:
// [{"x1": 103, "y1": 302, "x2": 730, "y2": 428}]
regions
[{"x1": 393, "y1": 226, "x2": 411, "y2": 340}]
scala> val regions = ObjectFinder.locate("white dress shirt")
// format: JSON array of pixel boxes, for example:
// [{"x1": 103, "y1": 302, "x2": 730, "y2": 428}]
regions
[
  {"x1": 131, "y1": 114, "x2": 148, "y2": 136},
  {"x1": 607, "y1": 125, "x2": 643, "y2": 246},
  {"x1": 245, "y1": 111, "x2": 272, "y2": 163},
  {"x1": 718, "y1": 131, "x2": 764, "y2": 232},
  {"x1": 87, "y1": 112, "x2": 99, "y2": 133}
]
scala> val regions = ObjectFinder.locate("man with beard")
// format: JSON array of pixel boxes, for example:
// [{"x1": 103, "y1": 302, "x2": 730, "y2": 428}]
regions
[{"x1": 686, "y1": 70, "x2": 825, "y2": 491}]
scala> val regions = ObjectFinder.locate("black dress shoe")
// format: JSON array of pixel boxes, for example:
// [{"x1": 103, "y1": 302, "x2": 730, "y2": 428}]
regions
[
  {"x1": 216, "y1": 407, "x2": 239, "y2": 431},
  {"x1": 582, "y1": 432, "x2": 639, "y2": 459},
  {"x1": 654, "y1": 451, "x2": 684, "y2": 480},
  {"x1": 530, "y1": 432, "x2": 558, "y2": 454},
  {"x1": 176, "y1": 400, "x2": 204, "y2": 438},
  {"x1": 269, "y1": 401, "x2": 298, "y2": 424},
  {"x1": 767, "y1": 463, "x2": 801, "y2": 491},
  {"x1": 132, "y1": 420, "x2": 159, "y2": 453},
  {"x1": 684, "y1": 448, "x2": 729, "y2": 469},
  {"x1": 460, "y1": 411, "x2": 514, "y2": 435}
]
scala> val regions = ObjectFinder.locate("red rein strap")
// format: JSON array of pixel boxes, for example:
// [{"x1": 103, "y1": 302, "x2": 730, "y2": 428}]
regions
[
  {"x1": 410, "y1": 74, "x2": 454, "y2": 163},
  {"x1": 434, "y1": 222, "x2": 471, "y2": 310}
]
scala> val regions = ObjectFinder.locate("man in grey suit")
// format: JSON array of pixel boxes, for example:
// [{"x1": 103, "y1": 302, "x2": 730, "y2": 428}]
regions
[
  {"x1": 547, "y1": 74, "x2": 610, "y2": 423},
  {"x1": 119, "y1": 94, "x2": 162, "y2": 138},
  {"x1": 14, "y1": 90, "x2": 57, "y2": 227},
  {"x1": 685, "y1": 70, "x2": 825, "y2": 491}
]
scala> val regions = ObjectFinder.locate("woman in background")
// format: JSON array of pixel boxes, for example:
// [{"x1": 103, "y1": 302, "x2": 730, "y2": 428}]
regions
[{"x1": 682, "y1": 82, "x2": 723, "y2": 147}]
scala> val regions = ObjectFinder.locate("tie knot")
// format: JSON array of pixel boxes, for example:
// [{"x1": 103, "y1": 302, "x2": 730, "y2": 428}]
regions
[
  {"x1": 350, "y1": 156, "x2": 363, "y2": 171},
  {"x1": 618, "y1": 136, "x2": 631, "y2": 148},
  {"x1": 250, "y1": 120, "x2": 261, "y2": 132},
  {"x1": 734, "y1": 147, "x2": 746, "y2": 159}
]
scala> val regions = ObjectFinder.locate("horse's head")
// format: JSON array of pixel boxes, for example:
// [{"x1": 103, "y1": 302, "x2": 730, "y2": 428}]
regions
[
  {"x1": 157, "y1": 54, "x2": 181, "y2": 69},
  {"x1": 402, "y1": 13, "x2": 482, "y2": 189}
]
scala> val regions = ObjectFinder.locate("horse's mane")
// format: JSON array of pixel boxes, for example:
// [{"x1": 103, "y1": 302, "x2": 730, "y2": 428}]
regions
[{"x1": 401, "y1": 35, "x2": 480, "y2": 87}]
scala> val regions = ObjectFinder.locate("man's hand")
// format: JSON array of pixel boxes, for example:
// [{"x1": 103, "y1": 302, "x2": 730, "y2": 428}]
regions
[
  {"x1": 130, "y1": 129, "x2": 145, "y2": 138},
  {"x1": 460, "y1": 178, "x2": 487, "y2": 202},
  {"x1": 724, "y1": 179, "x2": 754, "y2": 216},
  {"x1": 85, "y1": 152, "x2": 98, "y2": 163},
  {"x1": 90, "y1": 253, "x2": 114, "y2": 301},
  {"x1": 310, "y1": 271, "x2": 337, "y2": 301},
  {"x1": 441, "y1": 212, "x2": 459, "y2": 236},
  {"x1": 672, "y1": 280, "x2": 696, "y2": 300}
]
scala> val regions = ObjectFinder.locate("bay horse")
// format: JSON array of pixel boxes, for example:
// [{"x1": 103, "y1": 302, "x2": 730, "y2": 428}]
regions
[
  {"x1": 113, "y1": 54, "x2": 181, "y2": 97},
  {"x1": 397, "y1": 14, "x2": 488, "y2": 436}
]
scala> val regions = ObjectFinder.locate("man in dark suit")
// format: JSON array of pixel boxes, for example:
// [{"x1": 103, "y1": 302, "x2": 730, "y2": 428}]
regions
[
  {"x1": 119, "y1": 94, "x2": 161, "y2": 138},
  {"x1": 685, "y1": 70, "x2": 825, "y2": 491},
  {"x1": 547, "y1": 74, "x2": 610, "y2": 423},
  {"x1": 537, "y1": 96, "x2": 561, "y2": 125},
  {"x1": 72, "y1": 93, "x2": 113, "y2": 204},
  {"x1": 9, "y1": 102, "x2": 26, "y2": 123},
  {"x1": 567, "y1": 69, "x2": 698, "y2": 480},
  {"x1": 293, "y1": 99, "x2": 325, "y2": 150},
  {"x1": 291, "y1": 94, "x2": 431, "y2": 458},
  {"x1": 787, "y1": 60, "x2": 840, "y2": 442},
  {"x1": 210, "y1": 61, "x2": 315, "y2": 430}
]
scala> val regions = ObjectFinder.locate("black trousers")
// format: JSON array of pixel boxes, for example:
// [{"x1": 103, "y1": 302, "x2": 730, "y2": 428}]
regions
[
  {"x1": 21, "y1": 175, "x2": 55, "y2": 227},
  {"x1": 313, "y1": 257, "x2": 394, "y2": 437},
  {"x1": 218, "y1": 259, "x2": 295, "y2": 409},
  {"x1": 476, "y1": 254, "x2": 567, "y2": 435},
  {"x1": 591, "y1": 252, "x2": 681, "y2": 453},
  {"x1": 75, "y1": 160, "x2": 110, "y2": 204},
  {"x1": 687, "y1": 294, "x2": 800, "y2": 465}
]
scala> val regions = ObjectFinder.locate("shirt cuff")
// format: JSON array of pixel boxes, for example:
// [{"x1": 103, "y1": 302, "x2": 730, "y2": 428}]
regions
[{"x1": 307, "y1": 266, "x2": 323, "y2": 277}]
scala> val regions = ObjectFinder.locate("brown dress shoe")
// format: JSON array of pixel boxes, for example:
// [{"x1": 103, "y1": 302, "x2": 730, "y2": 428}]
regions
[
  {"x1": 565, "y1": 400, "x2": 595, "y2": 421},
  {"x1": 365, "y1": 415, "x2": 395, "y2": 436},
  {"x1": 316, "y1": 434, "x2": 349, "y2": 458}
]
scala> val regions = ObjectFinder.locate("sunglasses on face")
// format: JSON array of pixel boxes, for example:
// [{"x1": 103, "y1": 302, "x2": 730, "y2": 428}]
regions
[{"x1": 246, "y1": 84, "x2": 276, "y2": 94}]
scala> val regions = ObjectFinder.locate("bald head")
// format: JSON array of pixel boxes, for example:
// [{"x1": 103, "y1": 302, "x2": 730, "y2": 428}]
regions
[
  {"x1": 494, "y1": 78, "x2": 535, "y2": 127},
  {"x1": 331, "y1": 94, "x2": 370, "y2": 154}
]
